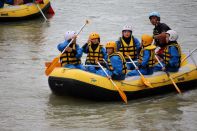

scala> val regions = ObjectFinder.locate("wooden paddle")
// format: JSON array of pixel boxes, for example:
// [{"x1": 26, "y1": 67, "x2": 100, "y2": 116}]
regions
[
  {"x1": 155, "y1": 55, "x2": 182, "y2": 94},
  {"x1": 181, "y1": 47, "x2": 197, "y2": 64},
  {"x1": 126, "y1": 55, "x2": 153, "y2": 88},
  {"x1": 97, "y1": 62, "x2": 128, "y2": 104},
  {"x1": 35, "y1": 2, "x2": 48, "y2": 21},
  {"x1": 45, "y1": 20, "x2": 89, "y2": 76}
]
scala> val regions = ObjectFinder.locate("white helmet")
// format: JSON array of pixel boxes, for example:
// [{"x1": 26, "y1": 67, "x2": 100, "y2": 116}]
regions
[
  {"x1": 166, "y1": 30, "x2": 178, "y2": 41},
  {"x1": 122, "y1": 25, "x2": 133, "y2": 32},
  {"x1": 64, "y1": 31, "x2": 76, "y2": 41}
]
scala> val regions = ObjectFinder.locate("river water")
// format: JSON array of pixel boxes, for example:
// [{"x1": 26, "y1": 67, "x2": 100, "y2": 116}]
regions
[{"x1": 0, "y1": 0, "x2": 197, "y2": 130}]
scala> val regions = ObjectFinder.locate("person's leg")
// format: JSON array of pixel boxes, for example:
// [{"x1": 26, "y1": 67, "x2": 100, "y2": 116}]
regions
[
  {"x1": 146, "y1": 68, "x2": 154, "y2": 75},
  {"x1": 154, "y1": 63, "x2": 163, "y2": 72},
  {"x1": 166, "y1": 67, "x2": 179, "y2": 72},
  {"x1": 126, "y1": 63, "x2": 135, "y2": 70},
  {"x1": 126, "y1": 59, "x2": 138, "y2": 70},
  {"x1": 64, "y1": 64, "x2": 76, "y2": 69},
  {"x1": 126, "y1": 70, "x2": 139, "y2": 77},
  {"x1": 86, "y1": 66, "x2": 97, "y2": 73},
  {"x1": 96, "y1": 69, "x2": 112, "y2": 77},
  {"x1": 96, "y1": 69, "x2": 106, "y2": 77},
  {"x1": 139, "y1": 68, "x2": 149, "y2": 75},
  {"x1": 75, "y1": 64, "x2": 86, "y2": 71},
  {"x1": 112, "y1": 74, "x2": 125, "y2": 80}
]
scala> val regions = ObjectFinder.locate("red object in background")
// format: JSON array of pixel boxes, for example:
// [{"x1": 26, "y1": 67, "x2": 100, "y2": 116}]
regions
[
  {"x1": 47, "y1": 5, "x2": 55, "y2": 14},
  {"x1": 35, "y1": 0, "x2": 44, "y2": 4},
  {"x1": 156, "y1": 47, "x2": 165, "y2": 60},
  {"x1": 156, "y1": 47, "x2": 164, "y2": 55}
]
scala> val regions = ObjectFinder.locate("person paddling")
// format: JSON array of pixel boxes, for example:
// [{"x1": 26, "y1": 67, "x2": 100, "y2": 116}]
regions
[
  {"x1": 96, "y1": 41, "x2": 127, "y2": 80},
  {"x1": 154, "y1": 30, "x2": 181, "y2": 72},
  {"x1": 57, "y1": 31, "x2": 85, "y2": 70},
  {"x1": 116, "y1": 24, "x2": 141, "y2": 70},
  {"x1": 127, "y1": 34, "x2": 156, "y2": 77},
  {"x1": 82, "y1": 32, "x2": 107, "y2": 73}
]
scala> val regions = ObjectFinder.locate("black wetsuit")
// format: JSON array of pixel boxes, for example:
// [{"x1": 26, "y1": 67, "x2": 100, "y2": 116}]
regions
[{"x1": 153, "y1": 23, "x2": 171, "y2": 46}]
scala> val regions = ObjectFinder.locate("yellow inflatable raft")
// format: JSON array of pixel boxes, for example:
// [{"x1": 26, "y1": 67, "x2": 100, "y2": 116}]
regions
[
  {"x1": 0, "y1": 0, "x2": 51, "y2": 22},
  {"x1": 48, "y1": 60, "x2": 197, "y2": 101}
]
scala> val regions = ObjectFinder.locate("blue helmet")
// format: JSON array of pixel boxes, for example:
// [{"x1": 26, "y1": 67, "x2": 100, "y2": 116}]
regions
[{"x1": 149, "y1": 12, "x2": 160, "y2": 21}]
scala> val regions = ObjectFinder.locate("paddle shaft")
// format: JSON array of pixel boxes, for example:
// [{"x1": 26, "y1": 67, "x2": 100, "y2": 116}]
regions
[
  {"x1": 190, "y1": 51, "x2": 197, "y2": 68},
  {"x1": 155, "y1": 55, "x2": 182, "y2": 94},
  {"x1": 181, "y1": 47, "x2": 197, "y2": 63},
  {"x1": 35, "y1": 3, "x2": 48, "y2": 21},
  {"x1": 103, "y1": 59, "x2": 108, "y2": 65},
  {"x1": 127, "y1": 55, "x2": 143, "y2": 76},
  {"x1": 61, "y1": 21, "x2": 88, "y2": 55},
  {"x1": 126, "y1": 55, "x2": 153, "y2": 88},
  {"x1": 97, "y1": 62, "x2": 128, "y2": 104},
  {"x1": 97, "y1": 61, "x2": 109, "y2": 77}
]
